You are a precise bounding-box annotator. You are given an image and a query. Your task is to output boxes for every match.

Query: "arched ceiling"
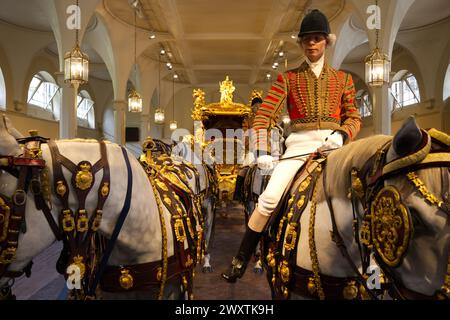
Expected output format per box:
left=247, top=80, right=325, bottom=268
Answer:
left=104, top=0, right=345, bottom=85
left=0, top=0, right=52, bottom=32
left=1, top=0, right=448, bottom=86
left=350, top=0, right=450, bottom=32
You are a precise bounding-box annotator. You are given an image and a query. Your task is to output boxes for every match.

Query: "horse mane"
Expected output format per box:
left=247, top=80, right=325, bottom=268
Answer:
left=322, top=135, right=392, bottom=199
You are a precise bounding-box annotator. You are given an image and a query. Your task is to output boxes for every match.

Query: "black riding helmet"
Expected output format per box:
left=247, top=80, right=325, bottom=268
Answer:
left=298, top=9, right=330, bottom=37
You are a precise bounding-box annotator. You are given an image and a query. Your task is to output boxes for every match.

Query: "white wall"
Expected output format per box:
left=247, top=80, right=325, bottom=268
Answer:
left=0, top=16, right=114, bottom=140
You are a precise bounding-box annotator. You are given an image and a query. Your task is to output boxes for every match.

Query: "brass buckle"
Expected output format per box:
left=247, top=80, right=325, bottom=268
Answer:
left=91, top=210, right=103, bottom=231
left=0, top=247, right=17, bottom=264
left=284, top=223, right=298, bottom=251
left=12, top=190, right=26, bottom=206
left=62, top=210, right=75, bottom=232
left=174, top=219, right=187, bottom=242
left=77, top=210, right=89, bottom=233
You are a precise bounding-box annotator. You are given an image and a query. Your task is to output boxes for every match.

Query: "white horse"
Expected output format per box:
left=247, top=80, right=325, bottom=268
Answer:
left=263, top=117, right=450, bottom=300
left=0, top=116, right=196, bottom=300
left=168, top=137, right=218, bottom=273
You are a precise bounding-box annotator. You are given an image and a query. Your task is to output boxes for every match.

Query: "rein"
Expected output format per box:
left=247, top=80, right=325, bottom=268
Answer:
left=322, top=161, right=379, bottom=300
left=86, top=146, right=133, bottom=298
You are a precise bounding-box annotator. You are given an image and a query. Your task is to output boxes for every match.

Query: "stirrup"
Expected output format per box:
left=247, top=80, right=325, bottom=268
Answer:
left=221, top=257, right=246, bottom=283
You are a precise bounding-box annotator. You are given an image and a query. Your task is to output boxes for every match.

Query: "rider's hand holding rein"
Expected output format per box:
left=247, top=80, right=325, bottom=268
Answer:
left=257, top=154, right=274, bottom=171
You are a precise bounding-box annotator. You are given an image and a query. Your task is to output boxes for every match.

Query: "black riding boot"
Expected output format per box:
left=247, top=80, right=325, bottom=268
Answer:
left=221, top=226, right=262, bottom=283
left=233, top=175, right=245, bottom=201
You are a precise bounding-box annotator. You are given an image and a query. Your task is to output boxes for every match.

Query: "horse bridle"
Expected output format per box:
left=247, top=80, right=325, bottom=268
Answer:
left=0, top=134, right=60, bottom=299
left=351, top=130, right=450, bottom=300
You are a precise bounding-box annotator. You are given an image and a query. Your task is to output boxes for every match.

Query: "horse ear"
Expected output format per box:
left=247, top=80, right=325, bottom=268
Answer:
left=3, top=116, right=24, bottom=139
left=0, top=114, right=8, bottom=134
left=0, top=114, right=21, bottom=156
left=392, top=116, right=422, bottom=157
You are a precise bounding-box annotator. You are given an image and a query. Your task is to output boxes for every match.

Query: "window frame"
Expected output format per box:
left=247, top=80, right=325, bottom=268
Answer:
left=76, top=90, right=95, bottom=129
left=356, top=90, right=372, bottom=118
left=27, top=73, right=61, bottom=115
left=390, top=72, right=420, bottom=112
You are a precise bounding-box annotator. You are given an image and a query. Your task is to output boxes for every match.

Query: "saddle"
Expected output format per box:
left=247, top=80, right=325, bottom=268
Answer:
left=261, top=152, right=329, bottom=300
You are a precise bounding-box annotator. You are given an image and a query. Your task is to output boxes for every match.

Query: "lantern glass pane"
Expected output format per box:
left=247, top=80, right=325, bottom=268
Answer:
left=83, top=59, right=89, bottom=82
left=169, top=120, right=178, bottom=130
left=366, top=58, right=387, bottom=87
left=64, top=57, right=71, bottom=81
left=128, top=91, right=142, bottom=113
left=155, top=109, right=165, bottom=124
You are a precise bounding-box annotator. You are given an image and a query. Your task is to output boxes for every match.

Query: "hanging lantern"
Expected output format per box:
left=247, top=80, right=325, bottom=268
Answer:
left=64, top=46, right=89, bottom=85
left=365, top=48, right=390, bottom=87
left=364, top=4, right=390, bottom=88
left=154, top=108, right=165, bottom=124
left=128, top=89, right=143, bottom=113
left=169, top=120, right=178, bottom=130
left=64, top=0, right=89, bottom=85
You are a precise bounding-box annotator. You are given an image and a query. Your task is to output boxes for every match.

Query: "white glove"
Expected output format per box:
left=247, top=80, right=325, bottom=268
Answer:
left=242, top=152, right=255, bottom=167
left=318, top=139, right=335, bottom=152
left=257, top=155, right=274, bottom=171
left=318, top=131, right=344, bottom=152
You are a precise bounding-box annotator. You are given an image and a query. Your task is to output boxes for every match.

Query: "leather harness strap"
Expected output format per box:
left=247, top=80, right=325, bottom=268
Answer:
left=48, top=140, right=112, bottom=296
left=86, top=146, right=132, bottom=298
left=322, top=160, right=379, bottom=300
left=99, top=249, right=191, bottom=293
left=291, top=265, right=387, bottom=300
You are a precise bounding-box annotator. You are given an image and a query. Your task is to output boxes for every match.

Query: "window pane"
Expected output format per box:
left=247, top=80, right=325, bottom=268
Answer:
left=391, top=81, right=402, bottom=110
left=402, top=80, right=416, bottom=106
left=27, top=76, right=42, bottom=103
left=77, top=97, right=94, bottom=120
left=356, top=91, right=372, bottom=117
left=405, top=75, right=420, bottom=104
left=29, top=80, right=58, bottom=110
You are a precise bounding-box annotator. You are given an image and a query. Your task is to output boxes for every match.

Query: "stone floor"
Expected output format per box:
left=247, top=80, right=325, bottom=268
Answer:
left=12, top=202, right=271, bottom=300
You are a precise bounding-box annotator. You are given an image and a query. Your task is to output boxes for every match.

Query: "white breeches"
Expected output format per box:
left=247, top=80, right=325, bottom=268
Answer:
left=257, top=129, right=343, bottom=216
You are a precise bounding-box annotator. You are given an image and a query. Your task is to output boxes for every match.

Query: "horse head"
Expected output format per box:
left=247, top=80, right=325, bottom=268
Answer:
left=370, top=116, right=449, bottom=298
left=0, top=117, right=57, bottom=294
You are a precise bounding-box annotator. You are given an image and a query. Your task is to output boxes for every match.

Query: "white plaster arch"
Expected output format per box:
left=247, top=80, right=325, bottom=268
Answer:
left=437, top=39, right=450, bottom=103
left=23, top=51, right=59, bottom=105
left=83, top=13, right=118, bottom=98
left=37, top=0, right=102, bottom=71
left=331, top=16, right=368, bottom=69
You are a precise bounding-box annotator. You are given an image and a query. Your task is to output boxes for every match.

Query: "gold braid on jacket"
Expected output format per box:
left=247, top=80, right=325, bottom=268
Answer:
left=252, top=62, right=362, bottom=153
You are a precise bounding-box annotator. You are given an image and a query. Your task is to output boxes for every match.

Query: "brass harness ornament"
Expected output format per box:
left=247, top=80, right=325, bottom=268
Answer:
left=369, top=186, right=412, bottom=267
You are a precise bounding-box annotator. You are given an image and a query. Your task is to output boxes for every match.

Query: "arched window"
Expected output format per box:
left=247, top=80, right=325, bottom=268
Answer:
left=27, top=71, right=61, bottom=119
left=390, top=71, right=420, bottom=111
left=0, top=67, right=5, bottom=109
left=77, top=90, right=95, bottom=128
left=356, top=89, right=372, bottom=118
